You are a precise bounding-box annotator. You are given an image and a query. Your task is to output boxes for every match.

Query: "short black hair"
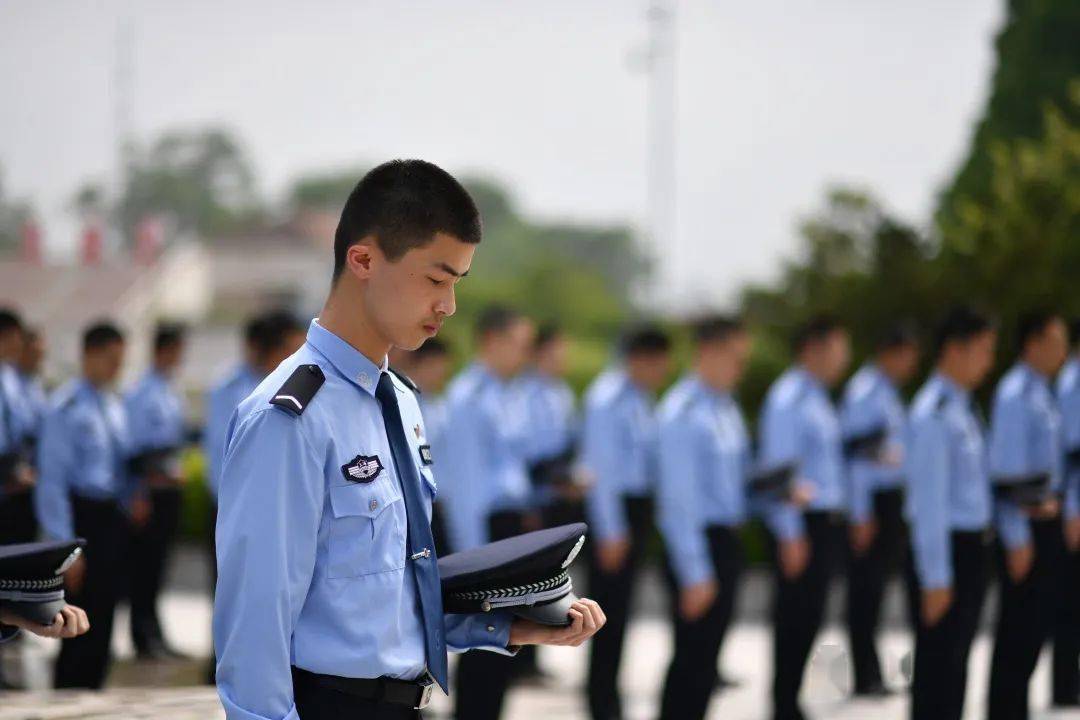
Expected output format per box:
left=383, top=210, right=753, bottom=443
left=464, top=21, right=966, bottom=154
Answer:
left=876, top=320, right=920, bottom=353
left=413, top=337, right=450, bottom=361
left=692, top=315, right=745, bottom=346
left=792, top=314, right=844, bottom=355
left=154, top=322, right=187, bottom=353
left=535, top=323, right=564, bottom=350
left=1015, top=310, right=1062, bottom=354
left=252, top=310, right=303, bottom=356
left=333, top=160, right=482, bottom=280
left=83, top=321, right=125, bottom=352
left=621, top=324, right=672, bottom=357
left=934, top=305, right=995, bottom=358
left=475, top=305, right=524, bottom=340
left=0, top=307, right=23, bottom=336
left=243, top=315, right=264, bottom=346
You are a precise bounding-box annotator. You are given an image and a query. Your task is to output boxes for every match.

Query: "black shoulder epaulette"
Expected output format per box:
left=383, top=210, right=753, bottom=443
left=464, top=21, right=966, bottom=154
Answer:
left=389, top=366, right=420, bottom=394
left=269, top=364, right=325, bottom=416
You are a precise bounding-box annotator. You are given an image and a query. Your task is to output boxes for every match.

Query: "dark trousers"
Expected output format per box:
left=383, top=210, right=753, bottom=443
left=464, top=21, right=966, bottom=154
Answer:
left=453, top=510, right=527, bottom=720
left=910, top=530, right=989, bottom=720
left=0, top=488, right=37, bottom=544
left=292, top=667, right=421, bottom=720
left=658, top=525, right=742, bottom=720
left=129, top=485, right=182, bottom=653
left=988, top=518, right=1064, bottom=720
left=55, top=495, right=128, bottom=689
left=1052, top=535, right=1080, bottom=705
left=586, top=495, right=654, bottom=720
left=845, top=487, right=910, bottom=692
left=768, top=511, right=844, bottom=720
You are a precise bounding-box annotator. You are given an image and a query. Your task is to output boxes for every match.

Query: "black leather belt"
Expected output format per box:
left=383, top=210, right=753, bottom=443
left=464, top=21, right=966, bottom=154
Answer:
left=292, top=666, right=435, bottom=709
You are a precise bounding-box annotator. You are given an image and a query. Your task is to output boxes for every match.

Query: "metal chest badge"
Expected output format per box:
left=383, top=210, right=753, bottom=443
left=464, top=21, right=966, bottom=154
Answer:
left=341, top=454, right=384, bottom=484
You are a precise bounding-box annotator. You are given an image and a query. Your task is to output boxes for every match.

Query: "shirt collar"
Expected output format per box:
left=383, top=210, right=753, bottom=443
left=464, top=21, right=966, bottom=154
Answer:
left=932, top=371, right=969, bottom=404
left=306, top=319, right=387, bottom=397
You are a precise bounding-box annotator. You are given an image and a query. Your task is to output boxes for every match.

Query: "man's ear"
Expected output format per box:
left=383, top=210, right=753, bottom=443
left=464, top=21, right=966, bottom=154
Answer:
left=345, top=237, right=379, bottom=280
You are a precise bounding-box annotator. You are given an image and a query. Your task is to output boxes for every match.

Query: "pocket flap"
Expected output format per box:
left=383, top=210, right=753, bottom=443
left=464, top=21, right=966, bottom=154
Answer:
left=330, top=482, right=402, bottom=519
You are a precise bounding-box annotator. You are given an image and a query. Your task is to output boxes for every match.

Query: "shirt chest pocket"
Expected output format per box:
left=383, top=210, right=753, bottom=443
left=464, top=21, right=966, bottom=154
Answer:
left=327, top=480, right=407, bottom=579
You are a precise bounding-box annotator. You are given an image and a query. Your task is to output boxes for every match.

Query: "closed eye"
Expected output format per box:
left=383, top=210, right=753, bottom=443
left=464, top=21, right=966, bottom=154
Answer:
left=428, top=277, right=446, bottom=286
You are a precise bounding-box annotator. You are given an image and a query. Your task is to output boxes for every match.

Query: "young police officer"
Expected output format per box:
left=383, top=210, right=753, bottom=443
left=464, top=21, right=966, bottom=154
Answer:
left=212, top=160, right=605, bottom=720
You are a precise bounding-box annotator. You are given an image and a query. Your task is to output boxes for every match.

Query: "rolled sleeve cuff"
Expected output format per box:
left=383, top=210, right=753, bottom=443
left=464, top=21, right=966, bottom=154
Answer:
left=446, top=611, right=516, bottom=656
left=996, top=503, right=1032, bottom=550
left=768, top=504, right=805, bottom=541
left=219, top=693, right=299, bottom=720
left=917, top=557, right=953, bottom=590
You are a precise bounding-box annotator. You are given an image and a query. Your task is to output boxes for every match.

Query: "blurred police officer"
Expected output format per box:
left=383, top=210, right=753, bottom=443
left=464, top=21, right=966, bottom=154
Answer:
left=655, top=315, right=750, bottom=720
left=439, top=305, right=539, bottom=719
left=15, top=326, right=47, bottom=462
left=582, top=324, right=671, bottom=720
left=0, top=308, right=35, bottom=547
left=987, top=311, right=1069, bottom=719
left=758, top=315, right=850, bottom=720
left=1054, top=318, right=1080, bottom=707
left=34, top=321, right=130, bottom=689
left=213, top=161, right=604, bottom=720
left=841, top=322, right=919, bottom=696
left=396, top=337, right=454, bottom=558
left=125, top=322, right=189, bottom=660
left=906, top=306, right=997, bottom=720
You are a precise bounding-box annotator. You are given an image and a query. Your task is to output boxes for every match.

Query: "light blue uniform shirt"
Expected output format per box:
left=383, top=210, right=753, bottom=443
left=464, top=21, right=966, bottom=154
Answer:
left=757, top=366, right=845, bottom=540
left=518, top=370, right=577, bottom=507
left=126, top=369, right=186, bottom=467
left=437, top=363, right=533, bottom=552
left=656, top=375, right=749, bottom=588
left=1057, top=357, right=1080, bottom=520
left=213, top=320, right=512, bottom=720
left=16, top=370, right=47, bottom=443
left=989, top=363, right=1063, bottom=550
left=204, top=363, right=261, bottom=497
left=0, top=363, right=31, bottom=454
left=33, top=379, right=132, bottom=540
left=580, top=367, right=659, bottom=542
left=840, top=364, right=907, bottom=523
left=906, top=373, right=992, bottom=588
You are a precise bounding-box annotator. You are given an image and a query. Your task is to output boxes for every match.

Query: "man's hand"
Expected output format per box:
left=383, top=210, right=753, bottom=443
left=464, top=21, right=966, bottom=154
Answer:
left=508, top=598, right=606, bottom=647
left=0, top=605, right=90, bottom=639
left=1025, top=497, right=1060, bottom=520
left=922, top=587, right=953, bottom=627
left=1065, top=516, right=1080, bottom=553
left=64, top=555, right=87, bottom=595
left=679, top=580, right=718, bottom=621
left=1006, top=544, right=1034, bottom=584
left=849, top=519, right=878, bottom=557
left=595, top=537, right=630, bottom=575
left=789, top=482, right=815, bottom=509
left=129, top=495, right=152, bottom=529
left=778, top=537, right=810, bottom=580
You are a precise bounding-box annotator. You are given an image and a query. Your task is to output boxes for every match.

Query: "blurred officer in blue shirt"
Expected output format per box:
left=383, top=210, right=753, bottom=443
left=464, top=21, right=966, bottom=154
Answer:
left=392, top=338, right=454, bottom=558
left=34, top=321, right=131, bottom=689
left=581, top=324, right=671, bottom=720
left=1054, top=318, right=1080, bottom=707
left=15, top=326, right=48, bottom=459
left=440, top=305, right=541, bottom=720
left=987, top=311, right=1069, bottom=720
left=758, top=314, right=850, bottom=720
left=655, top=315, right=750, bottom=720
left=841, top=321, right=919, bottom=697
left=906, top=306, right=997, bottom=720
left=519, top=324, right=582, bottom=528
left=213, top=161, right=604, bottom=720
left=0, top=309, right=35, bottom=546
left=125, top=322, right=189, bottom=660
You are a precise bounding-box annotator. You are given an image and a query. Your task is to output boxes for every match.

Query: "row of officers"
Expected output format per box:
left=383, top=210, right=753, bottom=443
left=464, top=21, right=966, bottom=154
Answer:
left=1, top=301, right=1079, bottom=720
left=396, top=304, right=1080, bottom=720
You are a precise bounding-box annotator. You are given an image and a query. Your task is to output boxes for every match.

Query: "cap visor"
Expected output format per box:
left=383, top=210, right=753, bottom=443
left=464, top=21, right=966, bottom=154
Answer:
left=512, top=591, right=579, bottom=627
left=1, top=598, right=66, bottom=626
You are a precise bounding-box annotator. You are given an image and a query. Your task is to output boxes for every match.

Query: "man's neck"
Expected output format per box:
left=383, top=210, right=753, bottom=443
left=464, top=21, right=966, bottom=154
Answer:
left=320, top=286, right=391, bottom=369
left=936, top=364, right=970, bottom=392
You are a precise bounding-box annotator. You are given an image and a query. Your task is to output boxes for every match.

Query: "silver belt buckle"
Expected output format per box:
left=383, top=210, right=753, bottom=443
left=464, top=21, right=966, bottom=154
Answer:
left=414, top=680, right=434, bottom=709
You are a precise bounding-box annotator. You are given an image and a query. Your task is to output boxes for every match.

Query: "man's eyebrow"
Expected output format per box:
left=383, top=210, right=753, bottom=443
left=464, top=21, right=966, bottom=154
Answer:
left=434, top=262, right=469, bottom=278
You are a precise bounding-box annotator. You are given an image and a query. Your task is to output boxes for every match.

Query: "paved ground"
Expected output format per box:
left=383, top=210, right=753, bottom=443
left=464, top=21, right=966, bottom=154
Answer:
left=1, top=546, right=1078, bottom=719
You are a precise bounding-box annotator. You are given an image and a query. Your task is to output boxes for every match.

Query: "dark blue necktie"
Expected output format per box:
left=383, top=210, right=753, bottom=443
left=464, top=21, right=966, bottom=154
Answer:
left=376, top=373, right=448, bottom=691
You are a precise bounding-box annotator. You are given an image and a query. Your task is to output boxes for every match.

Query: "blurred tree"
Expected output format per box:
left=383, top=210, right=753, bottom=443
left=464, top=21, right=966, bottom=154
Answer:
left=0, top=168, right=31, bottom=254
left=116, top=127, right=263, bottom=242
left=938, top=0, right=1080, bottom=225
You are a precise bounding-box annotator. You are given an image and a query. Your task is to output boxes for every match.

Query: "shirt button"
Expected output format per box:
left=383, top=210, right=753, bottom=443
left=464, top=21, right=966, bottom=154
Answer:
left=486, top=625, right=496, bottom=633
left=369, top=499, right=378, bottom=511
